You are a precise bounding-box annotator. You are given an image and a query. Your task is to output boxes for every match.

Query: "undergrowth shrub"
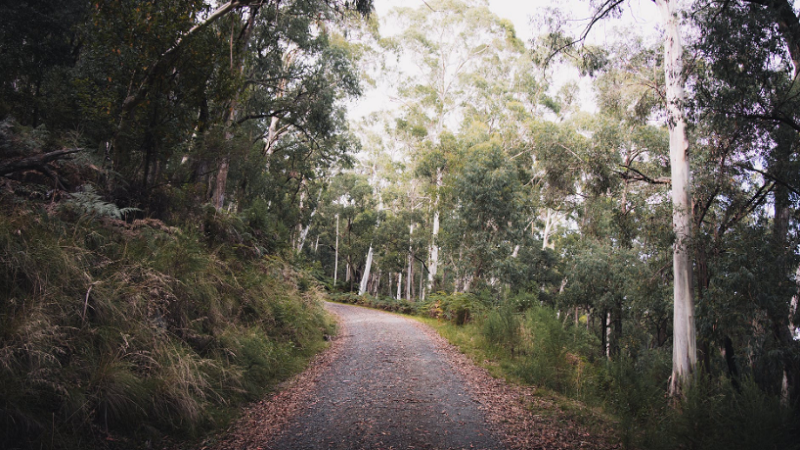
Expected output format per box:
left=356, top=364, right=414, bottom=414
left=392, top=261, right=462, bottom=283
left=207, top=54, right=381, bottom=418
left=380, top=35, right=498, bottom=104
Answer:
left=0, top=201, right=334, bottom=449
left=632, top=376, right=798, bottom=450
left=482, top=306, right=518, bottom=348
left=427, top=292, right=485, bottom=324
left=330, top=292, right=423, bottom=315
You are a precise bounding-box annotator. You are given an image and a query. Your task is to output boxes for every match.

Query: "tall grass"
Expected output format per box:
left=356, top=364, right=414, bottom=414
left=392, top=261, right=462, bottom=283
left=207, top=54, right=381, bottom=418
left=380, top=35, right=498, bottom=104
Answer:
left=0, top=205, right=334, bottom=449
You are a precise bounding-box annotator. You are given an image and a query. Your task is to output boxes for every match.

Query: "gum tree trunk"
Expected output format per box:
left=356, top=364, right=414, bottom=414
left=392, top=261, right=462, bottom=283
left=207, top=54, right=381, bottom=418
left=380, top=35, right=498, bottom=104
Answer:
left=427, top=167, right=443, bottom=293
left=656, top=0, right=697, bottom=396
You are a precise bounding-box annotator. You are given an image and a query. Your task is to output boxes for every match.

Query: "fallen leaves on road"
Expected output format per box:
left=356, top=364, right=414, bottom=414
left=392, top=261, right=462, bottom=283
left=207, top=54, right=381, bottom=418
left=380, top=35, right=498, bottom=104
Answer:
left=413, top=321, right=618, bottom=450
left=209, top=322, right=348, bottom=450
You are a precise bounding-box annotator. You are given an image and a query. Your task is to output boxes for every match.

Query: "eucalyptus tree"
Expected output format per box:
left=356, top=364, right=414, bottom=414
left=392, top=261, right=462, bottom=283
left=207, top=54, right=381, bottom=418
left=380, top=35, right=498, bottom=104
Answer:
left=384, top=0, right=524, bottom=297
left=535, top=0, right=695, bottom=393
left=689, top=0, right=800, bottom=403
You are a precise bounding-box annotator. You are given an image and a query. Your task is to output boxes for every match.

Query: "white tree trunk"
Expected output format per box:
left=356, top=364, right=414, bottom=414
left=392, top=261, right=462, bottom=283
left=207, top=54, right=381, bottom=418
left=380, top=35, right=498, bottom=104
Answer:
left=359, top=245, right=374, bottom=295
left=657, top=0, right=697, bottom=395
left=462, top=274, right=474, bottom=293
left=419, top=261, right=425, bottom=301
left=397, top=272, right=403, bottom=300
left=542, top=209, right=556, bottom=250
left=605, top=311, right=612, bottom=359
left=334, top=214, right=339, bottom=286
left=297, top=208, right=316, bottom=253
left=427, top=167, right=443, bottom=292
left=296, top=189, right=322, bottom=253
left=407, top=224, right=414, bottom=301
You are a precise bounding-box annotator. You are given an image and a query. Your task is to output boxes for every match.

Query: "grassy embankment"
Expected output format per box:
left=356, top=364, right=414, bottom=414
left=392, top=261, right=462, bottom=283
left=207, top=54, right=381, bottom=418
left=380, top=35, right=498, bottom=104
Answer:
left=1, top=197, right=335, bottom=450
left=331, top=292, right=798, bottom=450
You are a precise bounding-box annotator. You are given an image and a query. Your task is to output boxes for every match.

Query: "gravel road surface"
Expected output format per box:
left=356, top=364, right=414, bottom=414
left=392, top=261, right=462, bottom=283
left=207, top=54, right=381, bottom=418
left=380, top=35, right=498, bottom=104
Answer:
left=268, top=302, right=505, bottom=450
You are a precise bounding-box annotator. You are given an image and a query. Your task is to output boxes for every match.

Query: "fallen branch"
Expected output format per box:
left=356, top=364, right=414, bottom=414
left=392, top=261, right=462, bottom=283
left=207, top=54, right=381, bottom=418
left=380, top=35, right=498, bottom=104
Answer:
left=0, top=148, right=82, bottom=178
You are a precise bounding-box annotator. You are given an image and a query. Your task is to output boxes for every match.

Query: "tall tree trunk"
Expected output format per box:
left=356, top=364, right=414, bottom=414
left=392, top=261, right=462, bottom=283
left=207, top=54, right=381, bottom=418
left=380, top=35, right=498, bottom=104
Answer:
left=397, top=272, right=403, bottom=300
left=213, top=157, right=230, bottom=209
left=419, top=261, right=425, bottom=301
left=657, top=0, right=697, bottom=396
left=427, top=167, right=443, bottom=292
left=334, top=214, right=339, bottom=286
left=296, top=189, right=321, bottom=253
left=359, top=245, right=374, bottom=295
left=407, top=224, right=414, bottom=301
left=542, top=209, right=555, bottom=250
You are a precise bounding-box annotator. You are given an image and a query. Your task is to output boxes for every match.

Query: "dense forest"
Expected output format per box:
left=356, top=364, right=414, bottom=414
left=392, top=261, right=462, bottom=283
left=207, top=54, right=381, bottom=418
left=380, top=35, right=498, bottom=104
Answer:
left=1, top=0, right=799, bottom=448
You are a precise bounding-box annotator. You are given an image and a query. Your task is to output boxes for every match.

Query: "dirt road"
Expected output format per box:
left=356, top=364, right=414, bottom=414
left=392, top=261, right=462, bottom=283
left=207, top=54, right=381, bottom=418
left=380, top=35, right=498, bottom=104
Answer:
left=268, top=302, right=505, bottom=450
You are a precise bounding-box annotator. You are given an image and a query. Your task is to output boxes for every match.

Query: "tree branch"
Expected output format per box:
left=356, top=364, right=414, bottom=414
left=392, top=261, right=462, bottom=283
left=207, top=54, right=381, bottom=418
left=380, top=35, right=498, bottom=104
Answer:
left=0, top=148, right=82, bottom=178
left=617, top=165, right=671, bottom=185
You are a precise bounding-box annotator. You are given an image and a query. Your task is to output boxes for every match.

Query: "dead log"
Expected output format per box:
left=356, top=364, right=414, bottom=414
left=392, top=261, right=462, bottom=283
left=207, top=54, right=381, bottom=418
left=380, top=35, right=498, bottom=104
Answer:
left=0, top=148, right=82, bottom=189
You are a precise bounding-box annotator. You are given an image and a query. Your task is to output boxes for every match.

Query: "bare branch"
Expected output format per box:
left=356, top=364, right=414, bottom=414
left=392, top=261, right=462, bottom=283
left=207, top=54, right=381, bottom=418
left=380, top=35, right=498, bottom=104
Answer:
left=0, top=148, right=82, bottom=178
left=617, top=165, right=671, bottom=185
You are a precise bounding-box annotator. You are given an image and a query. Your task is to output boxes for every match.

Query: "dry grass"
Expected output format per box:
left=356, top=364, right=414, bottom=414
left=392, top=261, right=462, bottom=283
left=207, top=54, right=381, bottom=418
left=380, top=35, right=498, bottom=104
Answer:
left=0, top=200, right=334, bottom=449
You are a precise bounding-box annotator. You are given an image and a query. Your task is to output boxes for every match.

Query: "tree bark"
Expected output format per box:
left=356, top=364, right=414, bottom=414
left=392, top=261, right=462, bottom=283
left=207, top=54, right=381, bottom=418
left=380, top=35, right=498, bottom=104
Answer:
left=427, top=167, right=443, bottom=293
left=334, top=214, right=340, bottom=286
left=657, top=0, right=697, bottom=396
left=359, top=245, right=374, bottom=295
left=407, top=224, right=414, bottom=301
left=397, top=272, right=403, bottom=300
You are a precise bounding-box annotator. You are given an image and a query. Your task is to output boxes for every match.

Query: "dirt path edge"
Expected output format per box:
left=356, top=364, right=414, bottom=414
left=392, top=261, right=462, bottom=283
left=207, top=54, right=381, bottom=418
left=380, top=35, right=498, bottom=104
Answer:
left=207, top=303, right=349, bottom=450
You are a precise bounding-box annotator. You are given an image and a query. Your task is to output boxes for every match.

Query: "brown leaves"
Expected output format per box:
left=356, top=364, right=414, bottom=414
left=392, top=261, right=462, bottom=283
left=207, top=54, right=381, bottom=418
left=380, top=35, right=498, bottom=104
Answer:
left=413, top=321, right=618, bottom=450
left=204, top=320, right=347, bottom=450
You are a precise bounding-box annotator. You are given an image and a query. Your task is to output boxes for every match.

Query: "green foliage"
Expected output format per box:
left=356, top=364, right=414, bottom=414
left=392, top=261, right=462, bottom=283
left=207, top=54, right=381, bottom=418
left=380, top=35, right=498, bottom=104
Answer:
left=0, top=203, right=333, bottom=449
left=427, top=292, right=486, bottom=325
left=62, top=185, right=140, bottom=220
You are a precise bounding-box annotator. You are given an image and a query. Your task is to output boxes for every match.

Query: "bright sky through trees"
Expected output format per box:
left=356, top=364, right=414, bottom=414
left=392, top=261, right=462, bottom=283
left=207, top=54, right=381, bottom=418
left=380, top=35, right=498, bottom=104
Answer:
left=350, top=0, right=662, bottom=119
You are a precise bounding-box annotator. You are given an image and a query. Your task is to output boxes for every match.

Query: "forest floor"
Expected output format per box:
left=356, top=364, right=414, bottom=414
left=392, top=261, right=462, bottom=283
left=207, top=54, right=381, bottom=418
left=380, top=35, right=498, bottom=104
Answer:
left=204, top=302, right=617, bottom=450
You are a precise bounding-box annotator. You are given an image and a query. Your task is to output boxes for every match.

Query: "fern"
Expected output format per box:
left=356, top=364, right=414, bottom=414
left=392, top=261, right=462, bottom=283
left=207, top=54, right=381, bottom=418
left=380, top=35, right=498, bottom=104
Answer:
left=63, top=185, right=140, bottom=220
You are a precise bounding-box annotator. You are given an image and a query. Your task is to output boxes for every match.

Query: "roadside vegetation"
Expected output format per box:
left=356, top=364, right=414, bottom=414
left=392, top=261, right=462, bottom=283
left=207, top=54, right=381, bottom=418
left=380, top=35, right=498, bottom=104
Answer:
left=332, top=292, right=799, bottom=450
left=1, top=0, right=368, bottom=447
left=1, top=182, right=335, bottom=449
left=4, top=0, right=800, bottom=448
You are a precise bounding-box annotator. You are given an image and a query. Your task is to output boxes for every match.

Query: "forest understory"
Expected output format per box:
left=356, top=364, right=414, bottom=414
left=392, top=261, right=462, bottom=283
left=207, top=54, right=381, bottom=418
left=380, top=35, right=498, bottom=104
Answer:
left=3, top=0, right=800, bottom=448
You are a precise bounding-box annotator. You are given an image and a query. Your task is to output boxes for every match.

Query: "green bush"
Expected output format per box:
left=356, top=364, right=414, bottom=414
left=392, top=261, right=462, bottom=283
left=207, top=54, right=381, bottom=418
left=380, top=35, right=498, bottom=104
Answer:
left=426, top=292, right=485, bottom=324
left=482, top=306, right=519, bottom=347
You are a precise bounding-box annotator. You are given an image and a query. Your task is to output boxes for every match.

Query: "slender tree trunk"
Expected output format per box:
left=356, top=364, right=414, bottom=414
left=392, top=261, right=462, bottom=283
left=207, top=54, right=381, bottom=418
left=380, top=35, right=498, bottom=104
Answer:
left=419, top=261, right=425, bottom=301
left=213, top=157, right=230, bottom=209
left=427, top=167, right=443, bottom=292
left=657, top=0, right=697, bottom=396
left=359, top=245, right=374, bottom=295
left=542, top=209, right=555, bottom=250
left=296, top=189, right=321, bottom=253
left=407, top=224, right=414, bottom=301
left=397, top=272, right=403, bottom=300
left=373, top=270, right=382, bottom=296
left=111, top=1, right=247, bottom=175
left=604, top=310, right=611, bottom=359
left=334, top=214, right=339, bottom=286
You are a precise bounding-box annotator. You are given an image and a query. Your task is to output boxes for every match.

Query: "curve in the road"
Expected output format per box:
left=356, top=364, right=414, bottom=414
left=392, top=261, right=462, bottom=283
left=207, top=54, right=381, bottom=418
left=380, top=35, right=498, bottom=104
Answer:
left=269, top=302, right=506, bottom=450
